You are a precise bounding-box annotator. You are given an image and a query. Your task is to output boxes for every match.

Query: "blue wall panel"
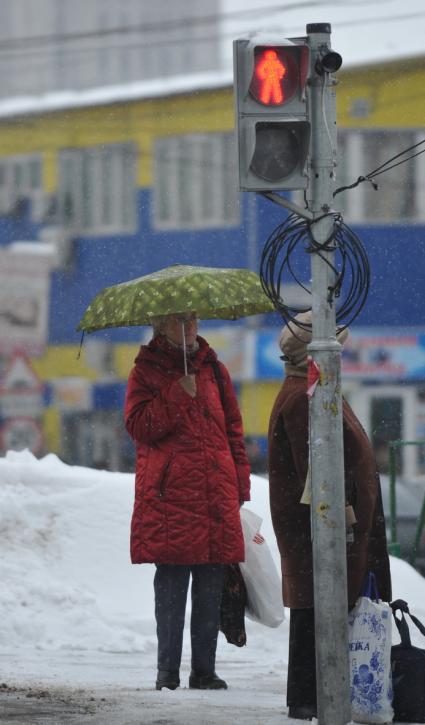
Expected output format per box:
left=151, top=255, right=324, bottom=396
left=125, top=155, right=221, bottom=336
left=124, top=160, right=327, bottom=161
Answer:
left=2, top=188, right=424, bottom=345
left=48, top=190, right=287, bottom=345
left=351, top=225, right=425, bottom=327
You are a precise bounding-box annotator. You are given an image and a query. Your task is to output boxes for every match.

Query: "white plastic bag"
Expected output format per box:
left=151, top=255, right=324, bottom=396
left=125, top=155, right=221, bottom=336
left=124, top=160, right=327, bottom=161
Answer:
left=239, top=508, right=285, bottom=628
left=348, top=583, right=393, bottom=724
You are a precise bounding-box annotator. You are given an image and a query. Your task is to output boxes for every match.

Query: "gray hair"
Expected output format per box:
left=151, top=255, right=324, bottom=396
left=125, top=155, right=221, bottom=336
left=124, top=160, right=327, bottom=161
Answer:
left=150, top=312, right=198, bottom=339
left=150, top=315, right=168, bottom=338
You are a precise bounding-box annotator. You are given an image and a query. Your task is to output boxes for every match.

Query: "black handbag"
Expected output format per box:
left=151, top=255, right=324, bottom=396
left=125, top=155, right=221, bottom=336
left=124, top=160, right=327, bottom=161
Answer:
left=391, top=598, right=425, bottom=723
left=220, top=564, right=247, bottom=647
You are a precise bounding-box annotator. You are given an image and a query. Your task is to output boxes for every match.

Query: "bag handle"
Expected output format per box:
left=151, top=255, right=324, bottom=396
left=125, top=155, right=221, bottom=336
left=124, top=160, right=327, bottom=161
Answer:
left=362, top=571, right=379, bottom=601
left=390, top=599, right=425, bottom=648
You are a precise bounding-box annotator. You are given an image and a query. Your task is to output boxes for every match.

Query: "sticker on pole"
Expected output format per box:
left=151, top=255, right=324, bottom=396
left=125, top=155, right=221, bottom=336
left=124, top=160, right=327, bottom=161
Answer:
left=307, top=356, right=321, bottom=397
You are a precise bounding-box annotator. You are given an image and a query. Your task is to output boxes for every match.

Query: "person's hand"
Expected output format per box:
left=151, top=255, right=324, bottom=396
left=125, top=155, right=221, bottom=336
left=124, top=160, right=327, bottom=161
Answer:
left=178, top=374, right=197, bottom=398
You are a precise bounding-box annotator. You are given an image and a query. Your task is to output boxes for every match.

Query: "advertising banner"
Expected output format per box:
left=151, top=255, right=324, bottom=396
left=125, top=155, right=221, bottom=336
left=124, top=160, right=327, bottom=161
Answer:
left=255, top=327, right=425, bottom=382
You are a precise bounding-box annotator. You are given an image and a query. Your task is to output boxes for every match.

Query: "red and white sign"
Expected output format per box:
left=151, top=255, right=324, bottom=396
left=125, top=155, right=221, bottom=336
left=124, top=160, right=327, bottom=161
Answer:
left=0, top=353, right=43, bottom=418
left=0, top=416, right=43, bottom=454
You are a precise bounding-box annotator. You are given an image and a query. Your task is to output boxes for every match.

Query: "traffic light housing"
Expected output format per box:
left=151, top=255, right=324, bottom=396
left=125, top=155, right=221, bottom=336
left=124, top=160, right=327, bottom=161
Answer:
left=233, top=37, right=310, bottom=192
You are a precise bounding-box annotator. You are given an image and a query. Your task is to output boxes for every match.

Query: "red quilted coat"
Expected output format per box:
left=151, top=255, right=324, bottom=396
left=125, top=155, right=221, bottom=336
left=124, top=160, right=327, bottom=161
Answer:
left=125, top=334, right=250, bottom=565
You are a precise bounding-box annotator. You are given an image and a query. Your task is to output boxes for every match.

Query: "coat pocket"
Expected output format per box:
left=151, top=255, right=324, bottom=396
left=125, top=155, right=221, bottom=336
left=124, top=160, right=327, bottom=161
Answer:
left=142, top=449, right=171, bottom=498
left=158, top=458, right=171, bottom=498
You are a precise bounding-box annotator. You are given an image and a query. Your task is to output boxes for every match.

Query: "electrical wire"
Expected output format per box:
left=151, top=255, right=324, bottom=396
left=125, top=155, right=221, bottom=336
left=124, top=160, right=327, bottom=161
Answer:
left=0, top=0, right=393, bottom=52
left=0, top=3, right=421, bottom=99
left=259, top=212, right=370, bottom=331
left=0, top=6, right=422, bottom=65
left=334, top=139, right=425, bottom=197
left=320, top=73, right=336, bottom=171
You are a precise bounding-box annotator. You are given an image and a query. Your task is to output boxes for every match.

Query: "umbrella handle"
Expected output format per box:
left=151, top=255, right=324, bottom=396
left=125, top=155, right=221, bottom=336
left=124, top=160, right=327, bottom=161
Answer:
left=182, top=321, right=188, bottom=375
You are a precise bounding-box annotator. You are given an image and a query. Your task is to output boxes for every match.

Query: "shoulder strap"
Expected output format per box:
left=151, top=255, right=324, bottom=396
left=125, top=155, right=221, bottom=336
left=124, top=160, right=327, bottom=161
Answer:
left=391, top=599, right=425, bottom=647
left=211, top=360, right=226, bottom=409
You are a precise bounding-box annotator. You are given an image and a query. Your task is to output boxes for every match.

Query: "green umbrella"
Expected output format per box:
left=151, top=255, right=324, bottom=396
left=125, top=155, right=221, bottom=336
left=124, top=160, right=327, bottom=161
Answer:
left=77, top=264, right=274, bottom=334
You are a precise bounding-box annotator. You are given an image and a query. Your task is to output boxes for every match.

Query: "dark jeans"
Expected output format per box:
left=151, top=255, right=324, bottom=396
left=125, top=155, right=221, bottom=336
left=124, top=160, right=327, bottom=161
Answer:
left=287, top=608, right=317, bottom=709
left=154, top=563, right=224, bottom=674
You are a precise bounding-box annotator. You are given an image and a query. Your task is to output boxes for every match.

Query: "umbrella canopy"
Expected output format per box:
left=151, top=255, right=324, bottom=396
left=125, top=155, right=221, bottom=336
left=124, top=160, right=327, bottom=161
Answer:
left=77, top=264, right=275, bottom=333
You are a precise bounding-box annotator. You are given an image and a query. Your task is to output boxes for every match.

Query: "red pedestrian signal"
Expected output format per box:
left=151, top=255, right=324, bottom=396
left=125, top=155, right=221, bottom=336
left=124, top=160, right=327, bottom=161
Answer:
left=250, top=48, right=298, bottom=106
left=254, top=49, right=286, bottom=104
left=234, top=37, right=311, bottom=191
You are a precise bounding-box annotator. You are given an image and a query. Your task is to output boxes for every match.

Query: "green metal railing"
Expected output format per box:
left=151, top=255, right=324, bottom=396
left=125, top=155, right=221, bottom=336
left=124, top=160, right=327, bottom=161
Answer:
left=388, top=439, right=425, bottom=567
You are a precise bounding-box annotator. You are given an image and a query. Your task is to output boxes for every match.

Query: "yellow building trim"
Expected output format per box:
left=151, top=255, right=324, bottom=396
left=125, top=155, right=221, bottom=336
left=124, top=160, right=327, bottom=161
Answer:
left=0, top=55, right=423, bottom=193
left=0, top=56, right=422, bottom=193
left=114, top=344, right=140, bottom=379
left=42, top=407, right=61, bottom=454
left=241, top=381, right=281, bottom=437
left=0, top=87, right=235, bottom=189
left=337, top=57, right=425, bottom=127
left=31, top=346, right=99, bottom=381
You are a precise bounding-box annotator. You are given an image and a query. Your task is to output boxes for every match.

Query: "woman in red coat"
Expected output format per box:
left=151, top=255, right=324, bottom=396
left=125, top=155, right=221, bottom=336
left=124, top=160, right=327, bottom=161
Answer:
left=268, top=312, right=391, bottom=721
left=125, top=312, right=250, bottom=691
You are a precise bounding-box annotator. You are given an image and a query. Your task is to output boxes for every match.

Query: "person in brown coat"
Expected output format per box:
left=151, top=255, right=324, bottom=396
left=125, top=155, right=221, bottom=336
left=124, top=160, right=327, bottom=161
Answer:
left=268, top=312, right=391, bottom=721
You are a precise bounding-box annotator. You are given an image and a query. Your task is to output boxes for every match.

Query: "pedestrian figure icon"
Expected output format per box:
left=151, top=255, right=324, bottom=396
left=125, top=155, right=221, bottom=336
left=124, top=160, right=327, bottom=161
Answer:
left=255, top=50, right=286, bottom=105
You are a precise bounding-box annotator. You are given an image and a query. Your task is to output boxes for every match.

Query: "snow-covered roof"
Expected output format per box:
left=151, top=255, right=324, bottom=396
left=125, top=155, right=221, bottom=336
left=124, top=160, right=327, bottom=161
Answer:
left=0, top=0, right=424, bottom=123
left=0, top=70, right=234, bottom=120
left=0, top=47, right=422, bottom=121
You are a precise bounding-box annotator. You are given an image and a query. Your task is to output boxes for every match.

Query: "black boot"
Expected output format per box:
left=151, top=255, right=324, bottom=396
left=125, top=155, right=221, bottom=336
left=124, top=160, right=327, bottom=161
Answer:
left=288, top=704, right=317, bottom=720
left=155, top=670, right=180, bottom=690
left=189, top=671, right=227, bottom=690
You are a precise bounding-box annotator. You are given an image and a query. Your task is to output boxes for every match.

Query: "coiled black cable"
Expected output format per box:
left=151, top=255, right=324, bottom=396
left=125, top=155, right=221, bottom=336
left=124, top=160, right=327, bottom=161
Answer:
left=259, top=212, right=370, bottom=331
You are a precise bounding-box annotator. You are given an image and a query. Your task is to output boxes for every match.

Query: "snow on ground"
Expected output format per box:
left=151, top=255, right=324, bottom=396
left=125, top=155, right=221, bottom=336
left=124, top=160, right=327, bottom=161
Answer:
left=1, top=450, right=425, bottom=724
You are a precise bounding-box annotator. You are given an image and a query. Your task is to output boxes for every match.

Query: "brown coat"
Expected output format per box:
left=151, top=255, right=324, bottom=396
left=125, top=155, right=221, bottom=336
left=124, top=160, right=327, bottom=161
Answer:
left=268, top=375, right=392, bottom=609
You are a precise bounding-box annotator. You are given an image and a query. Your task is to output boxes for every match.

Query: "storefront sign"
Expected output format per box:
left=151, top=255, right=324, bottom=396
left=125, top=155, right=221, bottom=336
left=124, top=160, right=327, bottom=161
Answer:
left=0, top=246, right=53, bottom=356
left=53, top=377, right=92, bottom=411
left=254, top=327, right=425, bottom=382
left=207, top=327, right=252, bottom=381
left=343, top=329, right=425, bottom=381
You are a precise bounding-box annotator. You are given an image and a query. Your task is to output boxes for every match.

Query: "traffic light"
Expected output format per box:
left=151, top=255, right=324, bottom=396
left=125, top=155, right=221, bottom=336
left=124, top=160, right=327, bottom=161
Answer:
left=233, top=37, right=310, bottom=192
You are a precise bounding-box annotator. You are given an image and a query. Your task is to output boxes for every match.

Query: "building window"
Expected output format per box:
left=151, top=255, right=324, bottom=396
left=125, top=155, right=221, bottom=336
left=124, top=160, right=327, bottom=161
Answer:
left=58, top=144, right=137, bottom=235
left=153, top=132, right=240, bottom=230
left=334, top=129, right=425, bottom=223
left=0, top=154, right=44, bottom=220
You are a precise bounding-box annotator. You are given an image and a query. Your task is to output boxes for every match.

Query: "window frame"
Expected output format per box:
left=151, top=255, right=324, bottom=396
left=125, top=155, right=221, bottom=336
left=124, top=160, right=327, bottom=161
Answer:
left=153, top=131, right=240, bottom=231
left=292, top=128, right=425, bottom=225
left=0, top=153, right=44, bottom=220
left=57, top=143, right=137, bottom=236
left=333, top=128, right=425, bottom=224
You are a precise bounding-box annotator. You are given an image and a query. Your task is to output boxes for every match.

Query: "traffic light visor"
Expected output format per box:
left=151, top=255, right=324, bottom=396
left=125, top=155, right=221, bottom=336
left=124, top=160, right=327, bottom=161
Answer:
left=249, top=45, right=308, bottom=106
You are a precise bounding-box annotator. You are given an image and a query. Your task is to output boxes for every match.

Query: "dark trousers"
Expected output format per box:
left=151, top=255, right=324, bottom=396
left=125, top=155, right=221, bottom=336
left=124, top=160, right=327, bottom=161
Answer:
left=154, top=563, right=224, bottom=674
left=287, top=608, right=317, bottom=709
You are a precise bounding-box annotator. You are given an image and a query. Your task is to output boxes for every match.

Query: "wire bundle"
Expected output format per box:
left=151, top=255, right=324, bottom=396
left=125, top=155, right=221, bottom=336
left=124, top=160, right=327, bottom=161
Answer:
left=259, top=212, right=370, bottom=331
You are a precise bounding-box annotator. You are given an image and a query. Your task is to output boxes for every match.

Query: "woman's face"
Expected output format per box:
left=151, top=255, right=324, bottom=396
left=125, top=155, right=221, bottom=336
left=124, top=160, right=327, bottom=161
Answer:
left=161, top=313, right=198, bottom=347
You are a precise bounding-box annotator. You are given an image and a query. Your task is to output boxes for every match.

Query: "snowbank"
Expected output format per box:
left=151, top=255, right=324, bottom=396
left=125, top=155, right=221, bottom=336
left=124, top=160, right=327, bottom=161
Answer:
left=0, top=450, right=153, bottom=652
left=0, top=451, right=272, bottom=653
left=1, top=450, right=425, bottom=657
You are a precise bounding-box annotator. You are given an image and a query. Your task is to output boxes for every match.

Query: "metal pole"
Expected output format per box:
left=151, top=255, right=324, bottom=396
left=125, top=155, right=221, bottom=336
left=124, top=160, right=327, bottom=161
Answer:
left=306, top=23, right=351, bottom=725
left=387, top=439, right=425, bottom=561
left=388, top=442, right=400, bottom=556
left=410, top=492, right=425, bottom=567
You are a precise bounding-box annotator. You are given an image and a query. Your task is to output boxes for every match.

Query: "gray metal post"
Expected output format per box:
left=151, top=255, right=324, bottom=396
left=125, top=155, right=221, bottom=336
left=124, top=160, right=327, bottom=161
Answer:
left=305, top=23, right=351, bottom=725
